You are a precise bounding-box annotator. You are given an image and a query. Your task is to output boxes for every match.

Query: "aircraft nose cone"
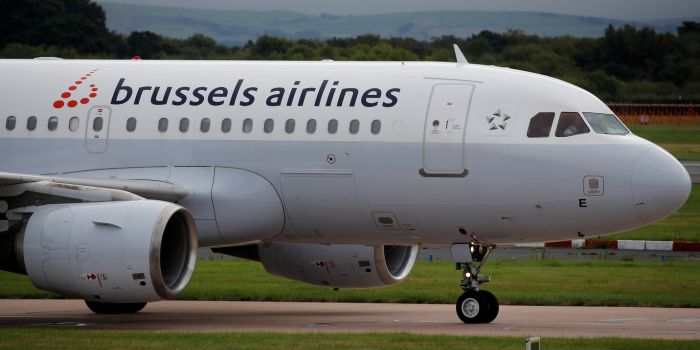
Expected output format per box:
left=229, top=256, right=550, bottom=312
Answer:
left=632, top=147, right=691, bottom=224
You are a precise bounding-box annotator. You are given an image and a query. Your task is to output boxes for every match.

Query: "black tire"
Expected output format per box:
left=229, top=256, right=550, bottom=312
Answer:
left=478, top=290, right=499, bottom=323
left=85, top=301, right=147, bottom=314
left=456, top=290, right=486, bottom=324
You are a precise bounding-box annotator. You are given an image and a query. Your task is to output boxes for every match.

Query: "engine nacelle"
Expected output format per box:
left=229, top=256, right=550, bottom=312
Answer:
left=12, top=200, right=197, bottom=303
left=237, top=243, right=418, bottom=288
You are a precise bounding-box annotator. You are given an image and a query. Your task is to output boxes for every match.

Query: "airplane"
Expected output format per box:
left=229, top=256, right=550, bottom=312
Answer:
left=0, top=46, right=691, bottom=324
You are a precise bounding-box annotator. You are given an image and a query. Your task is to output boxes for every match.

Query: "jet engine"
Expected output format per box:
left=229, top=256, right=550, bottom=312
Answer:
left=0, top=200, right=197, bottom=304
left=215, top=243, right=418, bottom=288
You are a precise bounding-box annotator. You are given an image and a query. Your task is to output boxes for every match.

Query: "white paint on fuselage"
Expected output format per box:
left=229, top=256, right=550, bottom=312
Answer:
left=0, top=59, right=691, bottom=246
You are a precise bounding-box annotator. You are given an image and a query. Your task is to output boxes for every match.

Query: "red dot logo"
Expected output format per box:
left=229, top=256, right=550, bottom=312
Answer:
left=53, top=69, right=99, bottom=109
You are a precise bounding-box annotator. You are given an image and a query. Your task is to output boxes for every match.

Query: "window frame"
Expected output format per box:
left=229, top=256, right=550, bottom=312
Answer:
left=285, top=118, right=295, bottom=134
left=242, top=118, right=253, bottom=133
left=306, top=119, right=317, bottom=134
left=349, top=119, right=360, bottom=134
left=158, top=118, right=169, bottom=132
left=69, top=117, right=80, bottom=132
left=5, top=116, right=16, bottom=131
left=370, top=119, right=381, bottom=135
left=526, top=112, right=555, bottom=138
left=48, top=116, right=58, bottom=131
left=221, top=118, right=232, bottom=133
left=200, top=118, right=211, bottom=133
left=92, top=117, right=103, bottom=132
left=27, top=116, right=37, bottom=131
left=264, top=118, right=274, bottom=134
left=328, top=119, right=338, bottom=134
left=126, top=117, right=137, bottom=132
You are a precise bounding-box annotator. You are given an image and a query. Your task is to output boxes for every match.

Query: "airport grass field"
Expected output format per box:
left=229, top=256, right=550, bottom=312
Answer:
left=0, top=329, right=699, bottom=350
left=1, top=258, right=699, bottom=307
left=629, top=124, right=700, bottom=161
left=606, top=185, right=699, bottom=241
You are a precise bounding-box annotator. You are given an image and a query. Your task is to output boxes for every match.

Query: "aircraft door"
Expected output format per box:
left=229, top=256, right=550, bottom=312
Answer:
left=421, top=84, right=474, bottom=176
left=86, top=106, right=111, bottom=153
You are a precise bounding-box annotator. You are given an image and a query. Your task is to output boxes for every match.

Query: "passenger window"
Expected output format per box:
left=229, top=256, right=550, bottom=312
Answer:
left=27, top=116, right=37, bottom=131
left=93, top=117, right=103, bottom=132
left=200, top=118, right=210, bottom=133
left=221, top=118, right=232, bottom=133
left=306, top=119, right=316, bottom=134
left=371, top=119, right=381, bottom=135
left=555, top=112, right=589, bottom=137
left=285, top=119, right=295, bottom=133
left=158, top=118, right=168, bottom=132
left=527, top=112, right=555, bottom=138
left=264, top=118, right=274, bottom=133
left=349, top=119, right=359, bottom=134
left=242, top=118, right=253, bottom=133
left=69, top=117, right=80, bottom=132
left=6, top=116, right=16, bottom=130
left=179, top=118, right=189, bottom=132
left=48, top=116, right=58, bottom=131
left=126, top=117, right=137, bottom=132
left=328, top=119, right=338, bottom=134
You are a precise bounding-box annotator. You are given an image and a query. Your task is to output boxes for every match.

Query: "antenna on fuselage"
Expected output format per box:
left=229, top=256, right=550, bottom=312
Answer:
left=453, top=44, right=468, bottom=65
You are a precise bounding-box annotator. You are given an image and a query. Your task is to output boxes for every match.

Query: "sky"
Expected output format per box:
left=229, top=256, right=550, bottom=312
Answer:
left=95, top=0, right=699, bottom=20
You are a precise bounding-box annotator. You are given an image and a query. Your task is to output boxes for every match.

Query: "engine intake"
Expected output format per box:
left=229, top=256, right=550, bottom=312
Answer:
left=1, top=200, right=197, bottom=303
left=217, top=243, right=418, bottom=288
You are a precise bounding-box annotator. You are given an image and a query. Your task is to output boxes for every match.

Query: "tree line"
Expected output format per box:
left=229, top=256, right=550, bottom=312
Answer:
left=1, top=0, right=699, bottom=103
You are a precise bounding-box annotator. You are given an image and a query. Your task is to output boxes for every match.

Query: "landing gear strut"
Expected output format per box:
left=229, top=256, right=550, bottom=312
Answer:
left=453, top=241, right=498, bottom=324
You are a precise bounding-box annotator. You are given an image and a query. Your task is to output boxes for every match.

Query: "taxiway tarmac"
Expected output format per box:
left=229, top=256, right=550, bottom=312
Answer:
left=1, top=300, right=698, bottom=339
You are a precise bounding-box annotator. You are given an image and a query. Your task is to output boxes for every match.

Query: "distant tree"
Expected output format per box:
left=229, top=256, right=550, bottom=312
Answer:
left=1, top=1, right=698, bottom=103
left=126, top=31, right=178, bottom=58
left=0, top=0, right=118, bottom=54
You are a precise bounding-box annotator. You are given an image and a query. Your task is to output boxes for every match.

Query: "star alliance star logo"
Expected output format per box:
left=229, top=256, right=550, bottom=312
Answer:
left=486, top=109, right=511, bottom=130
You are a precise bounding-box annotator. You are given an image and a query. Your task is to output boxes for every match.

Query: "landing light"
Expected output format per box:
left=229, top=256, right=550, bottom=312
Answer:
left=465, top=272, right=471, bottom=278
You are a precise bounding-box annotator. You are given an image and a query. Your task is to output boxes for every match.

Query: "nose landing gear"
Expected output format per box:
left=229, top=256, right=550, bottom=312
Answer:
left=453, top=242, right=498, bottom=323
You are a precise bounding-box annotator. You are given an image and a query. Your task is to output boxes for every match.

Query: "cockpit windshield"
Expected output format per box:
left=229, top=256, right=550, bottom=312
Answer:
left=555, top=112, right=590, bottom=137
left=582, top=113, right=629, bottom=135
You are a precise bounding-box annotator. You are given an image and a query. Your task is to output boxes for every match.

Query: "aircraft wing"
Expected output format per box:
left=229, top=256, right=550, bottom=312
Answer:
left=0, top=171, right=188, bottom=203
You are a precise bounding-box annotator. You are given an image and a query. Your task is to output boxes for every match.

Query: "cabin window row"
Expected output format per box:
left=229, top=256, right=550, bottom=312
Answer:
left=5, top=115, right=82, bottom=132
left=4, top=116, right=383, bottom=136
left=153, top=117, right=382, bottom=135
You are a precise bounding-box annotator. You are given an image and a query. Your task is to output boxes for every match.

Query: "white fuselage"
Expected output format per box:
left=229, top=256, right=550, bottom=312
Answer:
left=0, top=59, right=691, bottom=247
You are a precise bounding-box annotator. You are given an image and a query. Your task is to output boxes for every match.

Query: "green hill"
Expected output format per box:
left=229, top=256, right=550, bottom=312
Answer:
left=101, top=3, right=695, bottom=46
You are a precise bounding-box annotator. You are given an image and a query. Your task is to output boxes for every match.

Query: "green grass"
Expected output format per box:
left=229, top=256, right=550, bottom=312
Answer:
left=629, top=125, right=700, bottom=160
left=606, top=185, right=700, bottom=241
left=0, top=329, right=698, bottom=350
left=3, top=259, right=699, bottom=307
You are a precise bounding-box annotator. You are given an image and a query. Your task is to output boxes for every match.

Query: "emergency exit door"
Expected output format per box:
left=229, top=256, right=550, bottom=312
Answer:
left=86, top=106, right=110, bottom=153
left=421, top=84, right=474, bottom=176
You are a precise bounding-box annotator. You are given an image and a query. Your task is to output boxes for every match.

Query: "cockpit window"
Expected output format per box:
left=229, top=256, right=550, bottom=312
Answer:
left=555, top=112, right=590, bottom=137
left=583, top=112, right=629, bottom=135
left=527, top=112, right=555, bottom=138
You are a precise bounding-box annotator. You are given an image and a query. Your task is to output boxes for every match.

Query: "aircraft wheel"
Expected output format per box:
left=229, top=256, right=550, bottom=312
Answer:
left=85, top=301, right=147, bottom=314
left=478, top=290, right=499, bottom=323
left=456, top=290, right=487, bottom=323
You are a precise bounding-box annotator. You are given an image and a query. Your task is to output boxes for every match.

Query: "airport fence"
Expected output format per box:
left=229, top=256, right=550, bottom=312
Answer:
left=609, top=103, right=700, bottom=125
